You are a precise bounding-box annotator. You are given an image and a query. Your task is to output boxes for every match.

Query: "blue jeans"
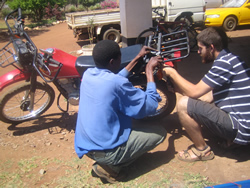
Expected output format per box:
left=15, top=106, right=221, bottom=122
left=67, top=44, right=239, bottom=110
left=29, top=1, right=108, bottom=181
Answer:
left=87, top=124, right=167, bottom=172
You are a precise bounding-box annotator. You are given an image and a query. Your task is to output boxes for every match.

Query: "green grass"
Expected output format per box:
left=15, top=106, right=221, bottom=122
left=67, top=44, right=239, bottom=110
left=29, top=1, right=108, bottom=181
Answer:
left=0, top=156, right=217, bottom=187
left=25, top=19, right=57, bottom=28
left=0, top=22, right=6, bottom=30
left=184, top=172, right=215, bottom=188
left=0, top=18, right=58, bottom=31
left=18, top=157, right=39, bottom=173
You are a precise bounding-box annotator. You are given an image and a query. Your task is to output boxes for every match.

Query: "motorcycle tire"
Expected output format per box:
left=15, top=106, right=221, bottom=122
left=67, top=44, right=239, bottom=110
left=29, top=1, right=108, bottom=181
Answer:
left=173, top=15, right=198, bottom=50
left=0, top=82, right=55, bottom=124
left=187, top=28, right=198, bottom=50
left=133, top=79, right=176, bottom=120
left=135, top=28, right=157, bottom=46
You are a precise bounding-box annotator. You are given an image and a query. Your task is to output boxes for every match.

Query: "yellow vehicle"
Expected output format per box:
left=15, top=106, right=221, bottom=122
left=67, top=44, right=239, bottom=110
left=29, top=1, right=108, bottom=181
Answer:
left=205, top=0, right=250, bottom=31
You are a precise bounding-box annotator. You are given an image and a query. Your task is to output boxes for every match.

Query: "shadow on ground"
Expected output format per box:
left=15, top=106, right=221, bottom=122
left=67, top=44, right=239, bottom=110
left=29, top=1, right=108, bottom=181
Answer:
left=7, top=112, right=77, bottom=136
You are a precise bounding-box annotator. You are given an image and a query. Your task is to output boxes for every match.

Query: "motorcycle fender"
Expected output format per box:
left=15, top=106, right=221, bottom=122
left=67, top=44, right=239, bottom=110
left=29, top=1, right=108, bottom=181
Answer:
left=0, top=69, right=30, bottom=92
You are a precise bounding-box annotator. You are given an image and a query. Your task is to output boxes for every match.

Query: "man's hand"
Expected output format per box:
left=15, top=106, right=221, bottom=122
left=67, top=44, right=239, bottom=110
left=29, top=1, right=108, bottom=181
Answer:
left=146, top=56, right=163, bottom=83
left=126, top=46, right=157, bottom=72
left=138, top=46, right=157, bottom=58
left=159, top=66, right=176, bottom=92
left=162, top=66, right=176, bottom=77
left=146, top=56, right=163, bottom=71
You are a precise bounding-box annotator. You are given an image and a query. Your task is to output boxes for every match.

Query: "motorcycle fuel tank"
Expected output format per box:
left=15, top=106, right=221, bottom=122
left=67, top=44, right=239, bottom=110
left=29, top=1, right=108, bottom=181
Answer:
left=47, top=48, right=79, bottom=78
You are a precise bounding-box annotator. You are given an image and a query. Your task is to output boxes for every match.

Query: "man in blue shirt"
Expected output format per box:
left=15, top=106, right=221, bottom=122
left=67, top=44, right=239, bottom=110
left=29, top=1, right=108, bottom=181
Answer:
left=75, top=40, right=167, bottom=183
left=163, top=27, right=250, bottom=162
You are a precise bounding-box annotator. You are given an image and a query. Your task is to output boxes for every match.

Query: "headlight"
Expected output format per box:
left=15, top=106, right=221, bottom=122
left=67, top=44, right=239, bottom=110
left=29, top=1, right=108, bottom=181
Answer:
left=206, top=14, right=220, bottom=18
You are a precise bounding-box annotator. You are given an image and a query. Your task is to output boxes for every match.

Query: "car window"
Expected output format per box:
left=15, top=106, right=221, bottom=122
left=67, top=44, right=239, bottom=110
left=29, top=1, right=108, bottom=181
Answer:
left=205, top=0, right=223, bottom=8
left=221, top=0, right=246, bottom=7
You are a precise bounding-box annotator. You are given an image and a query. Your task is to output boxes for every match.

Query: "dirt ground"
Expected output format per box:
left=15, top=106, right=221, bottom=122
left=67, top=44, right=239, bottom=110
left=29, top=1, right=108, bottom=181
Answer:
left=0, top=22, right=250, bottom=187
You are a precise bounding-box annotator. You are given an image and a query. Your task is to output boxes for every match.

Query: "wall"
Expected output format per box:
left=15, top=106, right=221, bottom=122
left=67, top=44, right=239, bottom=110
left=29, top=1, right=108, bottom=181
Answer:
left=120, top=0, right=152, bottom=46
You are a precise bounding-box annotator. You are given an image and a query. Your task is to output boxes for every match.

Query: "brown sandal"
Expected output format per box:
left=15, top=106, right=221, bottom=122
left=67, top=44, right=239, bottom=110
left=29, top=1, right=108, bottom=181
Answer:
left=177, top=145, right=214, bottom=162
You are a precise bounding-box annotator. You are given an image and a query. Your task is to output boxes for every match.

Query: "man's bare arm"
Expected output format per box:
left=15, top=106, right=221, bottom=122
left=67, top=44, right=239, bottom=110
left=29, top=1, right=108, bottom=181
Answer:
left=125, top=46, right=156, bottom=72
left=199, top=91, right=213, bottom=103
left=163, top=67, right=213, bottom=99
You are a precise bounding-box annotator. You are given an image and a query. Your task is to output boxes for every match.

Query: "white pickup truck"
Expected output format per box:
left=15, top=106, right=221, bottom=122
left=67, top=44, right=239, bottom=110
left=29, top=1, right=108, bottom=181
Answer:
left=65, top=0, right=206, bottom=41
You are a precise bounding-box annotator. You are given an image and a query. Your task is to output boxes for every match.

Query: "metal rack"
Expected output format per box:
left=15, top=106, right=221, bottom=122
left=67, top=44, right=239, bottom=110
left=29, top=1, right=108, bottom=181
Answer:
left=147, top=29, right=190, bottom=63
left=0, top=42, right=18, bottom=68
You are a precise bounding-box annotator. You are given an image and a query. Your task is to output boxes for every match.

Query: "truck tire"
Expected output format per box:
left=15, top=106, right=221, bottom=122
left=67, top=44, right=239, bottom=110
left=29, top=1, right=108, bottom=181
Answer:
left=103, top=28, right=121, bottom=43
left=175, top=15, right=193, bottom=26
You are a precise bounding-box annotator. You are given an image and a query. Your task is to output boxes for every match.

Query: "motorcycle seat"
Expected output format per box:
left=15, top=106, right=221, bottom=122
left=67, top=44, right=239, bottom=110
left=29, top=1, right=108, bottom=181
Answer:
left=75, top=44, right=142, bottom=76
left=120, top=44, right=142, bottom=69
left=75, top=56, right=96, bottom=76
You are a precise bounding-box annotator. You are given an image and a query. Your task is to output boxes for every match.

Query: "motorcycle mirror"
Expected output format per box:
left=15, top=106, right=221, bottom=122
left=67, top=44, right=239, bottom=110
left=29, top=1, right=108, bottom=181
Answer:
left=40, top=48, right=54, bottom=56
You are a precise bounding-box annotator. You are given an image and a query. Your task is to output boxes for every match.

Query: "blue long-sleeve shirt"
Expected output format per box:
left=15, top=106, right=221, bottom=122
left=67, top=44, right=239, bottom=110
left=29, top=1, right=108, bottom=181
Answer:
left=74, top=67, right=161, bottom=158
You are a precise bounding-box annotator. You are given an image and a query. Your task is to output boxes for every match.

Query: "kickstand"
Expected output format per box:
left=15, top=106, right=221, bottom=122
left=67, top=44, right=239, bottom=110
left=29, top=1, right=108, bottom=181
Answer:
left=57, top=93, right=69, bottom=112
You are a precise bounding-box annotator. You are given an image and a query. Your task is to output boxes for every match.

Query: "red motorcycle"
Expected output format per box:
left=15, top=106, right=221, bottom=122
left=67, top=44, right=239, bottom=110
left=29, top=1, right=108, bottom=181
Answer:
left=0, top=8, right=189, bottom=124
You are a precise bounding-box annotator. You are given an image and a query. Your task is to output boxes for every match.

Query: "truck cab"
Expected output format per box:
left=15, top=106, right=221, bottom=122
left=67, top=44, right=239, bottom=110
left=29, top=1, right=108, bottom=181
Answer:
left=152, top=0, right=206, bottom=23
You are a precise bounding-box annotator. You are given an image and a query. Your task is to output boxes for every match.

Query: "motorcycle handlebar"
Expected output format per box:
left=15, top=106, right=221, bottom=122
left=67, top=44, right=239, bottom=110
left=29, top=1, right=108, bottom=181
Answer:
left=152, top=7, right=167, bottom=19
left=34, top=55, right=63, bottom=83
left=5, top=8, right=24, bottom=36
left=4, top=8, right=62, bottom=83
left=18, top=7, right=22, bottom=18
left=49, top=58, right=61, bottom=66
left=5, top=9, right=18, bottom=35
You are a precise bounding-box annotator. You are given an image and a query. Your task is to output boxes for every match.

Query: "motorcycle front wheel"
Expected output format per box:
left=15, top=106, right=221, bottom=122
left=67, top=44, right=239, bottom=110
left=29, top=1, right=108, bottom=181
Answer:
left=135, top=28, right=157, bottom=46
left=0, top=82, right=55, bottom=124
left=133, top=79, right=176, bottom=120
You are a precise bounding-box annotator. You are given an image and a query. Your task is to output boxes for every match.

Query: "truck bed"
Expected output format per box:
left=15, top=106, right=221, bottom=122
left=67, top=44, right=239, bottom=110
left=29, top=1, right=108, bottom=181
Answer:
left=65, top=8, right=120, bottom=29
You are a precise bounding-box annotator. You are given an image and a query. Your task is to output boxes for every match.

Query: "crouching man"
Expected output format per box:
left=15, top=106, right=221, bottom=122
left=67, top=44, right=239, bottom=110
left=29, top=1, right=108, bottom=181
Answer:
left=163, top=27, right=250, bottom=162
left=75, top=40, right=167, bottom=183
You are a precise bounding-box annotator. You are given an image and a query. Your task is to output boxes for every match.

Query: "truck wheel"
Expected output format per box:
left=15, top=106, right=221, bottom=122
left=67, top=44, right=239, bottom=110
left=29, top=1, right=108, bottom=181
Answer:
left=103, top=29, right=121, bottom=43
left=175, top=16, right=193, bottom=26
left=223, top=16, right=237, bottom=31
